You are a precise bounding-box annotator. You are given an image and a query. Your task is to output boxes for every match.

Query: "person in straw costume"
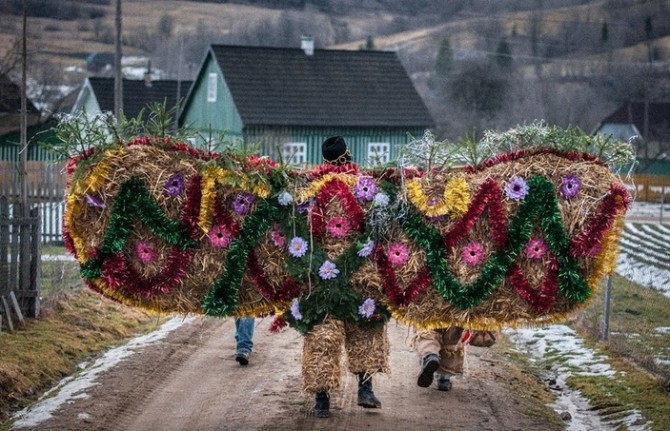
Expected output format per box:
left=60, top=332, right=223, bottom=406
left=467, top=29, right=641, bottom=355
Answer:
left=304, top=136, right=389, bottom=418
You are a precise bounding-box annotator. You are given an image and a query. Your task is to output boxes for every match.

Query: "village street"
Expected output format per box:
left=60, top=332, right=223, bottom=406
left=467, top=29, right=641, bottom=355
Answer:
left=10, top=317, right=559, bottom=431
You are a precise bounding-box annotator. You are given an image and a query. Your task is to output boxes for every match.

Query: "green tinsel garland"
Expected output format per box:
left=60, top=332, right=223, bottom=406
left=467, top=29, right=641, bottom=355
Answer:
left=402, top=175, right=589, bottom=309
left=81, top=177, right=197, bottom=279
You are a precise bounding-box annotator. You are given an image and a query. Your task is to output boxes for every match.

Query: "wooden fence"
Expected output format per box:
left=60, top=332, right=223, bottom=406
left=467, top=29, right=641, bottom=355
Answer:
left=0, top=196, right=40, bottom=329
left=0, top=160, right=67, bottom=243
left=627, top=174, right=670, bottom=202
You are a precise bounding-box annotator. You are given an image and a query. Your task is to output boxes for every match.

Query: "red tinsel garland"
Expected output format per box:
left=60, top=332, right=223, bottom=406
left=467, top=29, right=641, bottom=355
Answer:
left=507, top=256, right=559, bottom=313
left=374, top=244, right=432, bottom=306
left=62, top=224, right=76, bottom=256
left=211, top=192, right=241, bottom=238
left=246, top=251, right=301, bottom=302
left=180, top=175, right=204, bottom=240
left=101, top=248, right=193, bottom=297
left=467, top=148, right=602, bottom=174
left=443, top=179, right=508, bottom=252
left=128, top=136, right=218, bottom=160
left=269, top=315, right=288, bottom=333
left=308, top=162, right=359, bottom=179
left=569, top=184, right=631, bottom=258
left=310, top=179, right=365, bottom=238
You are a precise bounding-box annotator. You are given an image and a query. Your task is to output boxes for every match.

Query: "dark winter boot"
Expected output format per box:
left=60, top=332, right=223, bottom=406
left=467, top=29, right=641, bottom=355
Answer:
left=436, top=374, right=452, bottom=391
left=312, top=391, right=330, bottom=418
left=357, top=373, right=382, bottom=408
left=417, top=353, right=440, bottom=388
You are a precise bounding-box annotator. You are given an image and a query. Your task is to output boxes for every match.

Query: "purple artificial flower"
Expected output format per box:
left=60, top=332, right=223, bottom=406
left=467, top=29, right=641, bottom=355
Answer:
left=357, top=239, right=375, bottom=258
left=290, top=298, right=303, bottom=321
left=318, top=260, right=340, bottom=280
left=84, top=193, right=106, bottom=208
left=505, top=176, right=528, bottom=201
left=231, top=192, right=255, bottom=215
left=354, top=176, right=377, bottom=201
left=560, top=174, right=581, bottom=199
left=297, top=198, right=315, bottom=214
left=164, top=173, right=184, bottom=197
left=288, top=236, right=308, bottom=258
left=358, top=298, right=376, bottom=318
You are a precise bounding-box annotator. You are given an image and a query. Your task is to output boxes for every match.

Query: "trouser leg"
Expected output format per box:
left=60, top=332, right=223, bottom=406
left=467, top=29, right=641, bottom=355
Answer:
left=344, top=323, right=390, bottom=375
left=438, top=327, right=465, bottom=376
left=302, top=318, right=345, bottom=394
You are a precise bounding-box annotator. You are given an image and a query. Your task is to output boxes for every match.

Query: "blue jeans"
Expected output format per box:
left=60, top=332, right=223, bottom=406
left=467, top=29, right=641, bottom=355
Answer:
left=235, top=318, right=254, bottom=354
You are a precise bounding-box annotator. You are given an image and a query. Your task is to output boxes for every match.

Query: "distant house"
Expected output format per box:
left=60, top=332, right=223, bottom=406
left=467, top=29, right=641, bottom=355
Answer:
left=593, top=101, right=670, bottom=175
left=0, top=74, right=49, bottom=161
left=71, top=77, right=193, bottom=119
left=85, top=52, right=115, bottom=74
left=594, top=101, right=670, bottom=141
left=179, top=43, right=434, bottom=167
left=0, top=74, right=41, bottom=137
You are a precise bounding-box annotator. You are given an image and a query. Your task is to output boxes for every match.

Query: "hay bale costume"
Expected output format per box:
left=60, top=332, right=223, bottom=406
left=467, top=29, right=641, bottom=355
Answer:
left=62, top=127, right=631, bottom=412
left=303, top=136, right=387, bottom=417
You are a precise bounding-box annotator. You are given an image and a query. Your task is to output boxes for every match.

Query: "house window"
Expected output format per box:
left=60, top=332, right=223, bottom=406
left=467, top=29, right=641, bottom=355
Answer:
left=367, top=142, right=390, bottom=166
left=207, top=73, right=217, bottom=102
left=281, top=142, right=307, bottom=165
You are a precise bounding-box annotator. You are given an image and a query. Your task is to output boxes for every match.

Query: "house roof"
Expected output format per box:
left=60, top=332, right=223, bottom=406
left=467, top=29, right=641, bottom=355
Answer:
left=88, top=77, right=192, bottom=119
left=600, top=101, right=670, bottom=139
left=207, top=44, right=434, bottom=128
left=593, top=123, right=641, bottom=142
left=0, top=74, right=39, bottom=114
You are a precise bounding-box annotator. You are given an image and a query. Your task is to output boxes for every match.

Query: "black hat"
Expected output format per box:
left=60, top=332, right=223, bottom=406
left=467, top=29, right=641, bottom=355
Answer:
left=322, top=136, right=352, bottom=165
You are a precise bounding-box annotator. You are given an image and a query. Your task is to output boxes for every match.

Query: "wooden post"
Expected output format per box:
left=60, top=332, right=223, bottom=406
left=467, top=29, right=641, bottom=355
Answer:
left=601, top=275, right=612, bottom=341
left=9, top=291, right=25, bottom=327
left=1, top=296, right=14, bottom=332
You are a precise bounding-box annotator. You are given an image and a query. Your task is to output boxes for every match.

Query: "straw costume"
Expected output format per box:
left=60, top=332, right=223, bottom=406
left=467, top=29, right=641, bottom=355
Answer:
left=304, top=136, right=388, bottom=417
left=62, top=125, right=633, bottom=415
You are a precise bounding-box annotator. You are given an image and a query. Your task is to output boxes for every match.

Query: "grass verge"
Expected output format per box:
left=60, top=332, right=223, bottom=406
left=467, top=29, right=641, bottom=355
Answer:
left=0, top=287, right=161, bottom=426
left=567, top=273, right=670, bottom=430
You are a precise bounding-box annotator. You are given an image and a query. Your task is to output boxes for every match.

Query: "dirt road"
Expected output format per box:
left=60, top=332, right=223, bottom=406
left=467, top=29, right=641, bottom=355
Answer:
left=11, top=317, right=561, bottom=431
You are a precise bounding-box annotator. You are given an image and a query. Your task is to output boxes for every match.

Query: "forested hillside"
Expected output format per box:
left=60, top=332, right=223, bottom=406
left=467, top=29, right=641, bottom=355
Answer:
left=1, top=0, right=669, bottom=143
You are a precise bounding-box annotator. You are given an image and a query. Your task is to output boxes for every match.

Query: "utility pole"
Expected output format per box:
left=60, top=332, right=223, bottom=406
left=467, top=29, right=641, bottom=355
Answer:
left=20, top=0, right=28, bottom=216
left=114, top=0, right=123, bottom=118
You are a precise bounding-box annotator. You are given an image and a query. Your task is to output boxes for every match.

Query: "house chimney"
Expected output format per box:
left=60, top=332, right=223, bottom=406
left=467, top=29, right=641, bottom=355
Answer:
left=144, top=60, right=152, bottom=87
left=301, top=36, right=314, bottom=56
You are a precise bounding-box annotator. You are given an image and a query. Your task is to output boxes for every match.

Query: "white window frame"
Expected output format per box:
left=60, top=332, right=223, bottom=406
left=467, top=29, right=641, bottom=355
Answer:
left=207, top=73, right=217, bottom=102
left=367, top=142, right=390, bottom=166
left=281, top=142, right=307, bottom=166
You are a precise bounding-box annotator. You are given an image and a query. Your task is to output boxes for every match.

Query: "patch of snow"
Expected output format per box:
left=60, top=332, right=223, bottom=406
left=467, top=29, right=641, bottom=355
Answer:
left=506, top=325, right=652, bottom=431
left=654, top=327, right=670, bottom=334
left=10, top=315, right=195, bottom=429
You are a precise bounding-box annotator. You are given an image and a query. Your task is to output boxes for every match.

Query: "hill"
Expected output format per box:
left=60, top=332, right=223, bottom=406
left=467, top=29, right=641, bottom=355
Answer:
left=1, top=0, right=669, bottom=138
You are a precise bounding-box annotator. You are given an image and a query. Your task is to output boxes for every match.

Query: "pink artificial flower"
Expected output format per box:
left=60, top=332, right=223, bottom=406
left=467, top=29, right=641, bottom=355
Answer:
left=271, top=225, right=286, bottom=247
left=135, top=241, right=157, bottom=264
left=326, top=217, right=351, bottom=239
left=524, top=238, right=548, bottom=260
left=462, top=241, right=485, bottom=266
left=387, top=243, right=410, bottom=267
left=208, top=224, right=232, bottom=248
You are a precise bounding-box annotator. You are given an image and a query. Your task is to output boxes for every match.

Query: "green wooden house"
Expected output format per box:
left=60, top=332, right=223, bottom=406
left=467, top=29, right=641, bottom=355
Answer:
left=179, top=43, right=434, bottom=167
